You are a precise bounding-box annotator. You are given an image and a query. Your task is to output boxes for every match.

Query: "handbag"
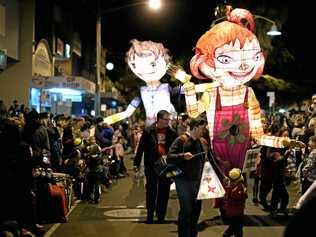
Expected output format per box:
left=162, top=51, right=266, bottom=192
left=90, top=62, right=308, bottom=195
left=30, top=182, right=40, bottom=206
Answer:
left=153, top=155, right=183, bottom=178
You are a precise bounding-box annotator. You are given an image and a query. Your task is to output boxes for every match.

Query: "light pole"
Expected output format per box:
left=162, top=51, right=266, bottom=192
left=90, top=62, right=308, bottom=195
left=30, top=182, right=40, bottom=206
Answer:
left=95, top=0, right=102, bottom=117
left=94, top=0, right=162, bottom=117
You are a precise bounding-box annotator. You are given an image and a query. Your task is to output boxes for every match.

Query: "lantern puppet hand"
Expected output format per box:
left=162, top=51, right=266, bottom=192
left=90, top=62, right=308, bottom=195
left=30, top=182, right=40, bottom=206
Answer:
left=103, top=97, right=141, bottom=125
left=282, top=138, right=306, bottom=149
left=168, top=64, right=191, bottom=84
left=168, top=63, right=219, bottom=117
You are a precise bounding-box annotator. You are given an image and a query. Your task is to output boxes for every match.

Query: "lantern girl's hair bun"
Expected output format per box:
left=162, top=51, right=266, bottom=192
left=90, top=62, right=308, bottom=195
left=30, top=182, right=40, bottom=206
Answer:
left=226, top=8, right=255, bottom=32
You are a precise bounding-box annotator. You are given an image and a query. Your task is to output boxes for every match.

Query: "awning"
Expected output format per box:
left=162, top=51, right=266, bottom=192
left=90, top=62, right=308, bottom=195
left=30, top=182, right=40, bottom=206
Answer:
left=31, top=76, right=96, bottom=94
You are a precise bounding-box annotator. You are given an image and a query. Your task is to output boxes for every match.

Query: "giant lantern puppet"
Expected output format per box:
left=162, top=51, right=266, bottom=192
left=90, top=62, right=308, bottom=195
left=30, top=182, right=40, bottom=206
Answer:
left=104, top=39, right=176, bottom=127
left=171, top=8, right=304, bottom=174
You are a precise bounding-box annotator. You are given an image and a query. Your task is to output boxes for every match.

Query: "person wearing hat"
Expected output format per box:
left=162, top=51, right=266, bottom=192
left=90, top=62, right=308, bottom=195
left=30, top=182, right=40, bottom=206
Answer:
left=222, top=168, right=247, bottom=237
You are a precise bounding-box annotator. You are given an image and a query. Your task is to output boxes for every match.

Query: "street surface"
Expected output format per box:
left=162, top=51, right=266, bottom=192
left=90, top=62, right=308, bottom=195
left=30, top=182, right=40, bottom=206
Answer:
left=44, top=153, right=299, bottom=237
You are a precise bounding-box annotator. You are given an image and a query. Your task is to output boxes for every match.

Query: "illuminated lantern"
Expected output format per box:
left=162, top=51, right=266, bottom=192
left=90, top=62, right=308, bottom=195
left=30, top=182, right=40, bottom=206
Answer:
left=171, top=8, right=304, bottom=174
left=103, top=39, right=176, bottom=126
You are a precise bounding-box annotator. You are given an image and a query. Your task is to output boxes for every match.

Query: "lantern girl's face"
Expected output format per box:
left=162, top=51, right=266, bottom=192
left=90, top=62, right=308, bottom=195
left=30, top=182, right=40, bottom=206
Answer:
left=200, top=38, right=264, bottom=87
left=128, top=50, right=167, bottom=83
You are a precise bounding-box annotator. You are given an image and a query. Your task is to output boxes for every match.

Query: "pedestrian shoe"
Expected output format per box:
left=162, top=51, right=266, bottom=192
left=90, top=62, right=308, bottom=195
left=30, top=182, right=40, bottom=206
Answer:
left=118, top=173, right=125, bottom=178
left=146, top=215, right=154, bottom=224
left=146, top=218, right=154, bottom=224
left=278, top=208, right=289, bottom=217
left=222, top=232, right=232, bottom=237
left=259, top=201, right=271, bottom=211
left=269, top=211, right=278, bottom=218
left=157, top=218, right=166, bottom=224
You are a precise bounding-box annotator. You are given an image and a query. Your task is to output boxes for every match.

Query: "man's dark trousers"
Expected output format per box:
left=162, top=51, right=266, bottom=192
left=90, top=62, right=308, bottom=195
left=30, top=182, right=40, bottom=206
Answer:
left=175, top=177, right=201, bottom=237
left=145, top=171, right=171, bottom=222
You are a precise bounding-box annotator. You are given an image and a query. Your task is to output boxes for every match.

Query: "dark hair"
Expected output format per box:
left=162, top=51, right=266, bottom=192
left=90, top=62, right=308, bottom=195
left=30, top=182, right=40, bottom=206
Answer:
left=96, top=117, right=103, bottom=124
left=188, top=117, right=207, bottom=130
left=157, top=110, right=170, bottom=120
left=309, top=135, right=316, bottom=143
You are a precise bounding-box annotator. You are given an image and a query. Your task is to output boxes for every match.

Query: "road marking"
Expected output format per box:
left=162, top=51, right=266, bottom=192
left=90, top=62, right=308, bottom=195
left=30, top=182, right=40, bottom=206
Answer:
left=43, top=200, right=80, bottom=237
left=106, top=218, right=142, bottom=222
left=96, top=205, right=145, bottom=209
left=96, top=205, right=127, bottom=209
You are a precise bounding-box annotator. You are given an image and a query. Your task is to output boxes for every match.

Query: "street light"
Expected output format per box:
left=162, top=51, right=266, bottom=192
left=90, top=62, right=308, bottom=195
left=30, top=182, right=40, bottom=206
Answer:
left=148, top=0, right=161, bottom=10
left=101, top=0, right=162, bottom=14
left=106, top=62, right=114, bottom=71
left=210, top=14, right=282, bottom=36
left=94, top=0, right=162, bottom=116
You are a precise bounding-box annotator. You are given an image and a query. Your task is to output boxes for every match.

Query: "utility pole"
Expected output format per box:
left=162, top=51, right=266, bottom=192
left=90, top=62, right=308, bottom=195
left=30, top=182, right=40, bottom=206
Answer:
left=95, top=0, right=101, bottom=116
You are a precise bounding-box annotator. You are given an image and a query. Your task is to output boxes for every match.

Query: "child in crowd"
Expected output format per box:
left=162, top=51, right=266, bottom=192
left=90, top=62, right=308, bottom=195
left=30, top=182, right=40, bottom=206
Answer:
left=86, top=144, right=103, bottom=204
left=222, top=168, right=247, bottom=237
left=114, top=135, right=127, bottom=177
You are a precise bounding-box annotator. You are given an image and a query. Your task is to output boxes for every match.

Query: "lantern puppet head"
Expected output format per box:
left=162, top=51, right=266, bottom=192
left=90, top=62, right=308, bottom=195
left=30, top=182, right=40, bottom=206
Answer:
left=190, top=8, right=265, bottom=88
left=126, top=39, right=171, bottom=83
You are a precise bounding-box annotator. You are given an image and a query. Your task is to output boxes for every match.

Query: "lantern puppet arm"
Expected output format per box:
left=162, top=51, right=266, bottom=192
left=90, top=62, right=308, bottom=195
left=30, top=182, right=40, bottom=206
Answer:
left=182, top=82, right=208, bottom=118
left=248, top=88, right=291, bottom=148
left=171, top=67, right=217, bottom=118
left=103, top=97, right=141, bottom=125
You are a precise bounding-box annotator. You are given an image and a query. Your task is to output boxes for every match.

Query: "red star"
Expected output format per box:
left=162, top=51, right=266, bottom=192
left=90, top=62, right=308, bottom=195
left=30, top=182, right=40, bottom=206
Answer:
left=208, top=185, right=216, bottom=193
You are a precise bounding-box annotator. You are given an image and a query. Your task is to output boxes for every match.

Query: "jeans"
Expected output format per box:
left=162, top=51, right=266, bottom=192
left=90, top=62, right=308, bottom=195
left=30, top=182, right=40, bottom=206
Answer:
left=175, top=178, right=201, bottom=237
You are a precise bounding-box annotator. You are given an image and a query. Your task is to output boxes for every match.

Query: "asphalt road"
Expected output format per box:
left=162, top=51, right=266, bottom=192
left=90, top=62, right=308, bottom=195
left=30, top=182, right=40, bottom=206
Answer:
left=43, top=154, right=299, bottom=237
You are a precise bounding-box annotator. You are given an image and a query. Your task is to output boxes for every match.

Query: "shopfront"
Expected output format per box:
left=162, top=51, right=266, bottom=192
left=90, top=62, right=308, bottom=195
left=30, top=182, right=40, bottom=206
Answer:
left=31, top=39, right=96, bottom=116
left=30, top=76, right=95, bottom=116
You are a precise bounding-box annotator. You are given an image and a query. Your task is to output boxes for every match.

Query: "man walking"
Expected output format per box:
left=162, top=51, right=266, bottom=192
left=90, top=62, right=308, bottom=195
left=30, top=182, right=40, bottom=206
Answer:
left=133, top=110, right=177, bottom=223
left=167, top=117, right=207, bottom=237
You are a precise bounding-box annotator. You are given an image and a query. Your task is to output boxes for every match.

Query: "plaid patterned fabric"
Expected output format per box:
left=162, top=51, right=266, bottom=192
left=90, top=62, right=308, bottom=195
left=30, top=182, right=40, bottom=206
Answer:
left=183, top=82, right=288, bottom=148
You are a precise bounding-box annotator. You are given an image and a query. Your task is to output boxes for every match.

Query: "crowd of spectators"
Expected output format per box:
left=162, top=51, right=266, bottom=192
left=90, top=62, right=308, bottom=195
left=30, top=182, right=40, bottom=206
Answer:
left=0, top=99, right=134, bottom=237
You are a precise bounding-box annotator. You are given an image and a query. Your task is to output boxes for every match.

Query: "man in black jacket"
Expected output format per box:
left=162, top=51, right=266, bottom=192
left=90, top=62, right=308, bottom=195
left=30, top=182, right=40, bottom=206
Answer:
left=133, top=110, right=177, bottom=223
left=167, top=117, right=207, bottom=237
left=167, top=119, right=206, bottom=237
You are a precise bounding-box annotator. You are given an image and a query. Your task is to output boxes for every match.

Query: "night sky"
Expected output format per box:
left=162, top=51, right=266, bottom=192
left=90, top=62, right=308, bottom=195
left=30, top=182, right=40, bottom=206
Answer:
left=94, top=0, right=313, bottom=98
